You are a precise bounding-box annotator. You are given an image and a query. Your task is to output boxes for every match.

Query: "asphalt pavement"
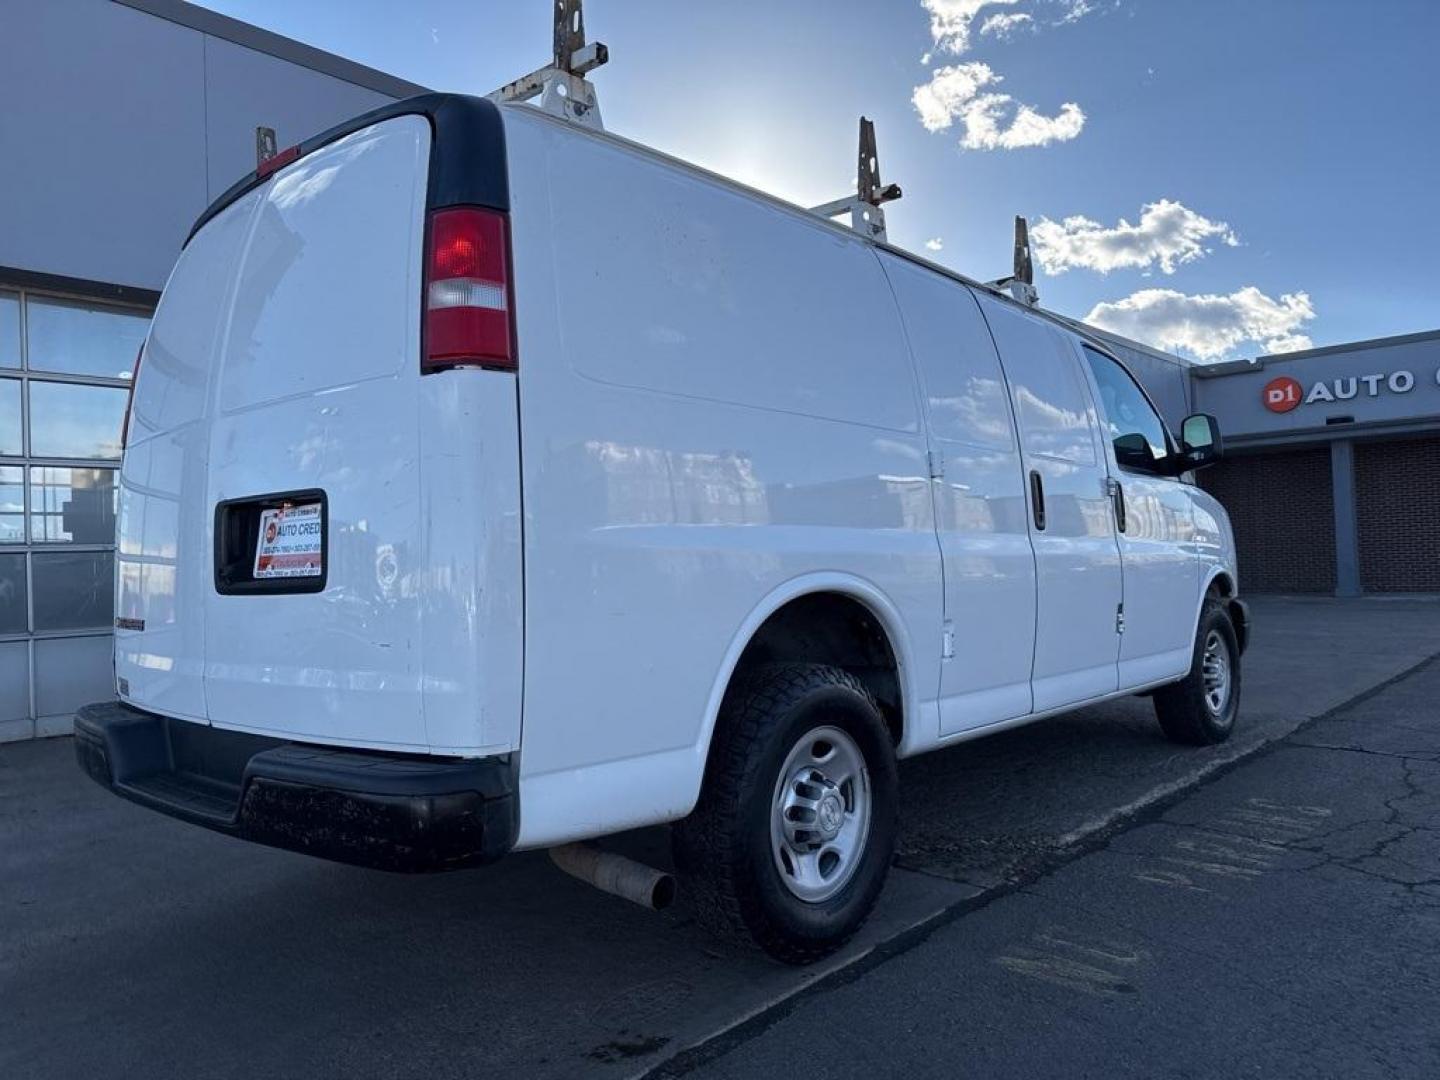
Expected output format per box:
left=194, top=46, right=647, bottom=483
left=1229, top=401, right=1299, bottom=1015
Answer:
left=1, top=596, right=1438, bottom=1079
left=674, top=641, right=1440, bottom=1079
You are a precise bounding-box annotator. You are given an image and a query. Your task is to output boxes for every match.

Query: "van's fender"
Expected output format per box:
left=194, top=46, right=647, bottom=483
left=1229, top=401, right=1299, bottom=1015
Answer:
left=511, top=572, right=923, bottom=851
left=685, top=571, right=924, bottom=805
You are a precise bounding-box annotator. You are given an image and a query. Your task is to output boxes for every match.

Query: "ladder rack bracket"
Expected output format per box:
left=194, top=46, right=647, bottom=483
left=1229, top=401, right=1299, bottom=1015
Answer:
left=487, top=0, right=608, bottom=130
left=808, top=117, right=902, bottom=242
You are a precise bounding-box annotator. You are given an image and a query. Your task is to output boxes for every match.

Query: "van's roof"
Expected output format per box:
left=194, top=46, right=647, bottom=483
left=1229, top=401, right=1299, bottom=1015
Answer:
left=187, top=91, right=1137, bottom=368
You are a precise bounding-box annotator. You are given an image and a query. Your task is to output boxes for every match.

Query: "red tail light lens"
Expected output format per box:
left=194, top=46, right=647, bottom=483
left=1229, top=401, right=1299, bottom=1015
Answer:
left=120, top=341, right=144, bottom=449
left=423, top=207, right=514, bottom=372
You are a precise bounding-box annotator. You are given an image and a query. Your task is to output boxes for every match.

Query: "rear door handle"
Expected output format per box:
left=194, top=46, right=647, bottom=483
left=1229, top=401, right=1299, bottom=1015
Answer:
left=1108, top=477, right=1126, bottom=533
left=1029, top=469, right=1046, bottom=531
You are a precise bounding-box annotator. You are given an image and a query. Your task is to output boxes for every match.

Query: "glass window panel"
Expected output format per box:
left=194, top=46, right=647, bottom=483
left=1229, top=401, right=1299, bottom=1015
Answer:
left=29, top=466, right=116, bottom=543
left=35, top=635, right=114, bottom=717
left=0, top=291, right=19, bottom=369
left=26, top=296, right=149, bottom=380
left=28, top=380, right=127, bottom=460
left=1083, top=347, right=1172, bottom=467
left=0, top=641, right=27, bottom=722
left=0, top=377, right=20, bottom=456
left=33, top=550, right=113, bottom=631
left=0, top=552, right=26, bottom=634
left=0, top=466, right=23, bottom=543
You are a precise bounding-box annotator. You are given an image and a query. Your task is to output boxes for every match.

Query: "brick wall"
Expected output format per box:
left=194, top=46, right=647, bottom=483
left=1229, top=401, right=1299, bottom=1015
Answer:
left=1201, top=449, right=1336, bottom=593
left=1355, top=437, right=1440, bottom=592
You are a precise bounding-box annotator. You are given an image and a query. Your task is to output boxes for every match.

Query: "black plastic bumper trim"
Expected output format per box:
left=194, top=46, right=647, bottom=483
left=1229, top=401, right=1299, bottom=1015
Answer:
left=75, top=701, right=517, bottom=872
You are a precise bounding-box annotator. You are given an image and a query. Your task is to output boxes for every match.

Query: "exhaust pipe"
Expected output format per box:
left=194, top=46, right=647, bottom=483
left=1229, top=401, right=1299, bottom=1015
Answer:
left=549, top=843, right=676, bottom=911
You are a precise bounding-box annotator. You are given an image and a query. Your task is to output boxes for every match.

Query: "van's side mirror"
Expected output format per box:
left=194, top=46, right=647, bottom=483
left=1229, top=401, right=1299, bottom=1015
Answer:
left=1113, top=432, right=1154, bottom=471
left=1179, top=413, right=1223, bottom=471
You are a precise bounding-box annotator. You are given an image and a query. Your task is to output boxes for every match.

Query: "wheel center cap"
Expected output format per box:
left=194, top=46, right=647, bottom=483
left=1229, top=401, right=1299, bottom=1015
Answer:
left=817, top=794, right=844, bottom=838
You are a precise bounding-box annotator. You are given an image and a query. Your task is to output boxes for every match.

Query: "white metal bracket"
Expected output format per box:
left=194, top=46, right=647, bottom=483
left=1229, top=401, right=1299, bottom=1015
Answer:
left=487, top=0, right=609, bottom=131
left=987, top=215, right=1039, bottom=306
left=809, top=117, right=902, bottom=242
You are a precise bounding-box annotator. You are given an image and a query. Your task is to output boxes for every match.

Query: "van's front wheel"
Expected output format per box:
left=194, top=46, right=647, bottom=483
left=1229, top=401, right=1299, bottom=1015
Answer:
left=673, top=663, right=897, bottom=965
left=1153, top=600, right=1242, bottom=745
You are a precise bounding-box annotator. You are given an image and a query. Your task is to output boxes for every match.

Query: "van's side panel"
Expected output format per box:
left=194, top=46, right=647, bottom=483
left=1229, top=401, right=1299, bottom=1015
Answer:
left=502, top=109, right=940, bottom=848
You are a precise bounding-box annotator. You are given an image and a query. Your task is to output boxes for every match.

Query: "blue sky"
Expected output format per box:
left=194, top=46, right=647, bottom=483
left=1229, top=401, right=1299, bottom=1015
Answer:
left=204, top=0, right=1439, bottom=362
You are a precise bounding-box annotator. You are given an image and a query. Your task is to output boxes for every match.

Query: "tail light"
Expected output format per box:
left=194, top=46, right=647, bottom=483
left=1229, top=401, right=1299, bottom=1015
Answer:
left=120, top=341, right=144, bottom=449
left=423, top=207, right=514, bottom=372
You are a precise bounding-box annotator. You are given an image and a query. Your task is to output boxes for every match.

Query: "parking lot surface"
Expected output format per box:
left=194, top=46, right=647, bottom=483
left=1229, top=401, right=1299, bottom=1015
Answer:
left=681, top=641, right=1440, bottom=1079
left=2, top=596, right=1438, bottom=1079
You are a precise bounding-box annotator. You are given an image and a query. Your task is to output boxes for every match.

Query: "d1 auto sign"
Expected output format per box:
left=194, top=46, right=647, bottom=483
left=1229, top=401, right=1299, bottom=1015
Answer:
left=1263, top=376, right=1302, bottom=413
left=253, top=503, right=323, bottom=579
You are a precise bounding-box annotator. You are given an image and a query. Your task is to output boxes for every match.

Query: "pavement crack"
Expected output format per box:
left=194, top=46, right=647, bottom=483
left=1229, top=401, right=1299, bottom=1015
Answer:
left=1287, top=740, right=1440, bottom=764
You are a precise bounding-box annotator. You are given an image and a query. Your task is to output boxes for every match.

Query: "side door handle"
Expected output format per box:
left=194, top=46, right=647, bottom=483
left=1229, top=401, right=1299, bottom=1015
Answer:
left=1029, top=469, right=1046, bottom=531
left=1107, top=477, right=1126, bottom=533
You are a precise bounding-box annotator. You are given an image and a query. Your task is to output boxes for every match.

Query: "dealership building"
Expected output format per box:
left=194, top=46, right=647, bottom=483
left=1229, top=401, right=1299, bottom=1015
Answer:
left=1, top=1, right=1436, bottom=742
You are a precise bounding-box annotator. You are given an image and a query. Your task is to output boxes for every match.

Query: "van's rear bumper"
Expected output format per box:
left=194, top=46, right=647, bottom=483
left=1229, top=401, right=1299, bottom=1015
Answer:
left=74, top=701, right=518, bottom=872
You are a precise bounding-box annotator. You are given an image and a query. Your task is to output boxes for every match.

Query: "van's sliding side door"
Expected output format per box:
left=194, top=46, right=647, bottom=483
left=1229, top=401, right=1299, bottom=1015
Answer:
left=880, top=255, right=1036, bottom=736
left=973, top=292, right=1123, bottom=713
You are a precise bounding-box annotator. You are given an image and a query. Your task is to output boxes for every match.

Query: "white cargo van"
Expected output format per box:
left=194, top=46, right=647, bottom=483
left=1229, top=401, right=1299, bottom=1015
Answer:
left=78, top=93, right=1248, bottom=963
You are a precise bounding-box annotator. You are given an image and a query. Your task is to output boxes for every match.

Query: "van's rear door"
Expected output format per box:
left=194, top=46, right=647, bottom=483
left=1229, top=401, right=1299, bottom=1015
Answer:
left=118, top=99, right=523, bottom=757
left=202, top=115, right=435, bottom=751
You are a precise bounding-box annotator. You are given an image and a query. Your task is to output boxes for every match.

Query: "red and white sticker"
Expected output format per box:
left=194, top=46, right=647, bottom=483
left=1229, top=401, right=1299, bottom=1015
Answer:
left=253, top=503, right=323, bottom=579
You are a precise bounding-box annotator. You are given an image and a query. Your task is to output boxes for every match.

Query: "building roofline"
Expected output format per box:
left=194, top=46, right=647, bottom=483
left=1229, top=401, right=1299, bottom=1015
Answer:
left=113, top=0, right=430, bottom=100
left=1192, top=327, right=1440, bottom=378
left=1255, top=328, right=1440, bottom=364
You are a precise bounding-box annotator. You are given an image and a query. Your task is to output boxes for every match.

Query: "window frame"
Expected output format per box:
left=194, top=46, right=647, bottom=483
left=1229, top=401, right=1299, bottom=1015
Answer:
left=0, top=279, right=153, bottom=738
left=1080, top=344, right=1179, bottom=478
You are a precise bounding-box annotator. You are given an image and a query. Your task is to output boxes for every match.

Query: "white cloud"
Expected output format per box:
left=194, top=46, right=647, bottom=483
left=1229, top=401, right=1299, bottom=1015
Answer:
left=913, top=63, right=1086, bottom=149
left=961, top=94, right=1085, bottom=149
left=922, top=0, right=1021, bottom=55
left=913, top=62, right=1000, bottom=132
left=1260, top=333, right=1313, bottom=355
left=1055, top=0, right=1094, bottom=25
left=980, top=12, right=1033, bottom=38
left=1083, top=287, right=1315, bottom=361
left=1031, top=199, right=1239, bottom=276
left=925, top=237, right=945, bottom=251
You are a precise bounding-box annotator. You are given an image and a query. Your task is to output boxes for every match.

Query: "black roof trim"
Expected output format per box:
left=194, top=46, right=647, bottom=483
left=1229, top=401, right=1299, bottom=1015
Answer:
left=186, top=94, right=509, bottom=245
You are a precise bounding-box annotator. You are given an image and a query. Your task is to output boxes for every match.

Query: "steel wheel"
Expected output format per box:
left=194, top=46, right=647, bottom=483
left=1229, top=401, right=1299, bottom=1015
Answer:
left=770, top=724, right=872, bottom=903
left=1201, top=629, right=1231, bottom=716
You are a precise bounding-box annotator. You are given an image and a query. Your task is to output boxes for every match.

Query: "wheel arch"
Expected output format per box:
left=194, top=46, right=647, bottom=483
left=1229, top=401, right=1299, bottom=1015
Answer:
left=683, top=574, right=918, bottom=816
left=1199, top=568, right=1248, bottom=654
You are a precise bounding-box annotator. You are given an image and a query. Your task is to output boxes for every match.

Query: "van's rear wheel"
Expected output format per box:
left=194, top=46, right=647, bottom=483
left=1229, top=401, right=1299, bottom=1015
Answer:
left=1153, top=600, right=1241, bottom=745
left=673, top=663, right=897, bottom=965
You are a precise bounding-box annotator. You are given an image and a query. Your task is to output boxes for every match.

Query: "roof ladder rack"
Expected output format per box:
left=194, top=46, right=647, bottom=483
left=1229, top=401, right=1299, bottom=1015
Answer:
left=488, top=0, right=609, bottom=130
left=809, top=117, right=902, bottom=242
left=988, top=216, right=1039, bottom=306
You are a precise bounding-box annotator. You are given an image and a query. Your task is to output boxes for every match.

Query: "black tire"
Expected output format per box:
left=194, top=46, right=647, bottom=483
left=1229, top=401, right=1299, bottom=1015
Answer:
left=1153, top=600, right=1241, bottom=745
left=672, top=662, right=898, bottom=965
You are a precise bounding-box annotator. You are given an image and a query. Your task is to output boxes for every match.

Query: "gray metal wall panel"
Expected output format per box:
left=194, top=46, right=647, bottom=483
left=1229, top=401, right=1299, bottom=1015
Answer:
left=0, top=0, right=404, bottom=293
left=0, top=0, right=207, bottom=290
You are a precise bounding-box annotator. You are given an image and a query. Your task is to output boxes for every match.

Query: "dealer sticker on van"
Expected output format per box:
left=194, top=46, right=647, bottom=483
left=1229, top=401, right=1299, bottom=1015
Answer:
left=253, top=503, right=323, bottom=579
